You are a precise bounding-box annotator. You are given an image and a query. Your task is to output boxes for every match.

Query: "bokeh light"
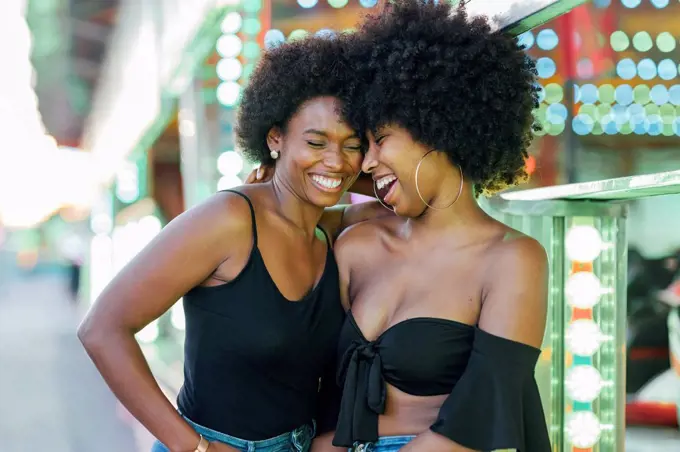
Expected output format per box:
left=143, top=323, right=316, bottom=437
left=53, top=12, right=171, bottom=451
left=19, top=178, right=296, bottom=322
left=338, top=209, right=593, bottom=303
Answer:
left=566, top=366, right=604, bottom=403
left=544, top=83, right=563, bottom=104
left=536, top=57, right=557, bottom=79
left=632, top=32, right=653, bottom=52
left=658, top=59, right=678, bottom=80
left=217, top=82, right=242, bottom=107
left=616, top=58, right=636, bottom=80
left=610, top=31, right=629, bottom=52
left=621, top=0, right=642, bottom=7
left=637, top=59, right=657, bottom=81
left=566, top=412, right=602, bottom=448
left=221, top=12, right=243, bottom=34
left=264, top=29, right=285, bottom=49
left=242, top=18, right=262, bottom=36
left=216, top=58, right=243, bottom=82
left=288, top=29, right=309, bottom=41
left=536, top=29, right=558, bottom=51
left=517, top=31, right=535, bottom=50
left=328, top=0, right=349, bottom=8
left=656, top=32, right=676, bottom=52
left=217, top=34, right=243, bottom=58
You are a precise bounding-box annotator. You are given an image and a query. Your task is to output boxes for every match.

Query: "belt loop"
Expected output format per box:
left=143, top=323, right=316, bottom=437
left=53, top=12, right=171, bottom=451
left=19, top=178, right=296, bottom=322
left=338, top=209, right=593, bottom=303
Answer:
left=247, top=441, right=256, bottom=452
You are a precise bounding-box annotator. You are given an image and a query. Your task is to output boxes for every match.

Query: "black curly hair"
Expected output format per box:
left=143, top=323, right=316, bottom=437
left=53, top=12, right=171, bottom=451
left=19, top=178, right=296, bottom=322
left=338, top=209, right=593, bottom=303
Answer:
left=235, top=34, right=361, bottom=165
left=343, top=0, right=540, bottom=196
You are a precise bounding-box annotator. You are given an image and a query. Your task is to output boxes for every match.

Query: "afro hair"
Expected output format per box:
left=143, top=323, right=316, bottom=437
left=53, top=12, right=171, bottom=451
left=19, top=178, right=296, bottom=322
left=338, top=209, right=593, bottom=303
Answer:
left=235, top=34, right=362, bottom=165
left=343, top=0, right=541, bottom=196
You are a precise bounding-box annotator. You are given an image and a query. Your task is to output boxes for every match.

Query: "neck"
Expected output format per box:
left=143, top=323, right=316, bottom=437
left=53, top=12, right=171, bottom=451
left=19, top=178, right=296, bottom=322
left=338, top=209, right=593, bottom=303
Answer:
left=406, top=184, right=490, bottom=234
left=269, top=176, right=325, bottom=238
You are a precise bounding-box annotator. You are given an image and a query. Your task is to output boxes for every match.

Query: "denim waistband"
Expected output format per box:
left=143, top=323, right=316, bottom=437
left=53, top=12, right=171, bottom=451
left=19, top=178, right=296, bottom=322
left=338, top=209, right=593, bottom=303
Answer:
left=182, top=413, right=316, bottom=451
left=350, top=435, right=416, bottom=452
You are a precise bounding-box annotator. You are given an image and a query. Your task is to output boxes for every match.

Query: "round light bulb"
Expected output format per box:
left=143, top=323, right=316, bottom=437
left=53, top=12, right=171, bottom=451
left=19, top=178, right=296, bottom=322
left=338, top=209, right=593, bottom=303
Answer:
left=566, top=272, right=603, bottom=309
left=221, top=12, right=242, bottom=34
left=566, top=411, right=602, bottom=448
left=566, top=320, right=604, bottom=356
left=566, top=365, right=603, bottom=402
left=217, top=82, right=242, bottom=107
left=566, top=225, right=603, bottom=262
left=217, top=58, right=243, bottom=82
left=216, top=34, right=243, bottom=58
left=217, top=151, right=244, bottom=176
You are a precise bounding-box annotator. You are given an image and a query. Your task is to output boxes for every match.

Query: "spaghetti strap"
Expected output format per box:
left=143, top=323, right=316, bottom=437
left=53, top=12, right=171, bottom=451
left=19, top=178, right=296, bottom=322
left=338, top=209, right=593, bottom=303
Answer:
left=220, top=189, right=258, bottom=246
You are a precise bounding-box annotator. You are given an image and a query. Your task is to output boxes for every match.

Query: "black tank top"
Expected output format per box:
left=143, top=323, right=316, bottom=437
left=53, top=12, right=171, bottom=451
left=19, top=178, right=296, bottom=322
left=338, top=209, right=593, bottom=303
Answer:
left=177, top=190, right=345, bottom=440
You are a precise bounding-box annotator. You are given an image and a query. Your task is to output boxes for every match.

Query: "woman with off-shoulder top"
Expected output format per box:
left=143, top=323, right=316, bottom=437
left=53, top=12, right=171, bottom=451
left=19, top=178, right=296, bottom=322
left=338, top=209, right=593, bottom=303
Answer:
left=312, top=2, right=552, bottom=451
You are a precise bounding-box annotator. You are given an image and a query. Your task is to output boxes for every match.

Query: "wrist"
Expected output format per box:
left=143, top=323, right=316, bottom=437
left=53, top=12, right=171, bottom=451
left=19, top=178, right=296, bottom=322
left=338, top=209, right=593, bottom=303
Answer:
left=168, top=430, right=202, bottom=452
left=195, top=435, right=210, bottom=452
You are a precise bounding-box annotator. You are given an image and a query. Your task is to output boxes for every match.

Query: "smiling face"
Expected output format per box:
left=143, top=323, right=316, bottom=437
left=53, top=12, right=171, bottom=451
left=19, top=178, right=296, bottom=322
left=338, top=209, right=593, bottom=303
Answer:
left=267, top=96, right=364, bottom=207
left=362, top=124, right=454, bottom=217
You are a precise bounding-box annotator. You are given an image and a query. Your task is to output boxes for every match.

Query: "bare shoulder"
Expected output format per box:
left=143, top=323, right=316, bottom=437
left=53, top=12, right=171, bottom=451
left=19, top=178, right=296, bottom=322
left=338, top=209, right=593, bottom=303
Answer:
left=486, top=228, right=548, bottom=275
left=479, top=228, right=548, bottom=347
left=157, top=188, right=261, bottom=263
left=334, top=216, right=397, bottom=270
left=335, top=215, right=397, bottom=252
left=179, top=189, right=254, bottom=237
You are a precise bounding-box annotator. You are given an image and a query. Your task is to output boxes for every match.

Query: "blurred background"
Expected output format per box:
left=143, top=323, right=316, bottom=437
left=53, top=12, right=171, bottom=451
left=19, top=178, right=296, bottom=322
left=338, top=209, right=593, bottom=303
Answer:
left=0, top=0, right=679, bottom=451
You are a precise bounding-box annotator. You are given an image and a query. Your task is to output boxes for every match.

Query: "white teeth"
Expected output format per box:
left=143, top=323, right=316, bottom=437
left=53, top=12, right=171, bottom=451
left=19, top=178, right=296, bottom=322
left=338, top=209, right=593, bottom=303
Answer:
left=377, top=175, right=396, bottom=190
left=311, top=175, right=342, bottom=189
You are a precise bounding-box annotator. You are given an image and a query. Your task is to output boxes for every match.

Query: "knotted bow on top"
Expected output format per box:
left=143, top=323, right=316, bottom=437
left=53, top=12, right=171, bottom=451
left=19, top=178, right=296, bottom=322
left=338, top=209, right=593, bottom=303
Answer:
left=333, top=339, right=386, bottom=446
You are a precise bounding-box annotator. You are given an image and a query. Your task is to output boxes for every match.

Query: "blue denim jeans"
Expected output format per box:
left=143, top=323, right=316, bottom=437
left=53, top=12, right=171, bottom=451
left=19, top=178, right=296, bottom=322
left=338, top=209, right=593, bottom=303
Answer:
left=349, top=435, right=415, bottom=452
left=151, top=414, right=315, bottom=452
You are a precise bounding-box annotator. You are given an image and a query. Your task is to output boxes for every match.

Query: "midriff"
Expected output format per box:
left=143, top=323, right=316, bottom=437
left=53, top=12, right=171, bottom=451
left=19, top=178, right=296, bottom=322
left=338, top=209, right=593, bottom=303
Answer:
left=377, top=384, right=448, bottom=437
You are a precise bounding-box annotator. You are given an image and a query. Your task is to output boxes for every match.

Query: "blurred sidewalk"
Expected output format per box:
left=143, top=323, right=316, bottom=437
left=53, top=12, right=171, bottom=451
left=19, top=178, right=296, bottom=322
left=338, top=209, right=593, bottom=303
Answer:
left=0, top=273, right=154, bottom=452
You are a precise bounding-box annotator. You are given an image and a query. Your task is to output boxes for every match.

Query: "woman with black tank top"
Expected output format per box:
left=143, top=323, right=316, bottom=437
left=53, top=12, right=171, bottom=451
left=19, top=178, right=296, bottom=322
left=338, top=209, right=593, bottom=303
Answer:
left=320, top=2, right=551, bottom=451
left=78, top=35, right=386, bottom=452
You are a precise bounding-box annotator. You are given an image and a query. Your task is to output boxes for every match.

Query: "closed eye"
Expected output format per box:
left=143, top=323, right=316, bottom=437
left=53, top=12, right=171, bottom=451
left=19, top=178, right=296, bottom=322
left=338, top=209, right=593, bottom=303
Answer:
left=307, top=141, right=324, bottom=148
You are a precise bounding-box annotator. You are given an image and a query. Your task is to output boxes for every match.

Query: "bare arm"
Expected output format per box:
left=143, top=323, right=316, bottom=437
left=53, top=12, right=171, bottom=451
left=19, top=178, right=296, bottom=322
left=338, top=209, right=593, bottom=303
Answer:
left=77, top=193, right=251, bottom=452
left=401, top=236, right=549, bottom=452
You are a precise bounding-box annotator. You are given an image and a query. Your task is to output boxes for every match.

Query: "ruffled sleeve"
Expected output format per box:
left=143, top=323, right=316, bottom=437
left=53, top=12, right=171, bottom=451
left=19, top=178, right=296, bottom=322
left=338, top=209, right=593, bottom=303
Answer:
left=430, top=328, right=551, bottom=452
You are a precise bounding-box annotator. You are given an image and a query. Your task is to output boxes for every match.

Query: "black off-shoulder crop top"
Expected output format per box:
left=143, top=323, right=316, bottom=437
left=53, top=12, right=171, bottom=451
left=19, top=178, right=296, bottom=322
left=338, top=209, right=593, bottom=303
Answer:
left=333, top=311, right=551, bottom=451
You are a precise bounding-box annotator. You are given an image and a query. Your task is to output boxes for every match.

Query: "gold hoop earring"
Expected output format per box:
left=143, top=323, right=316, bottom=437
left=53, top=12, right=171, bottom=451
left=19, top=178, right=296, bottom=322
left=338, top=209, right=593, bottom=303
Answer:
left=414, top=150, right=464, bottom=210
left=373, top=180, right=395, bottom=212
